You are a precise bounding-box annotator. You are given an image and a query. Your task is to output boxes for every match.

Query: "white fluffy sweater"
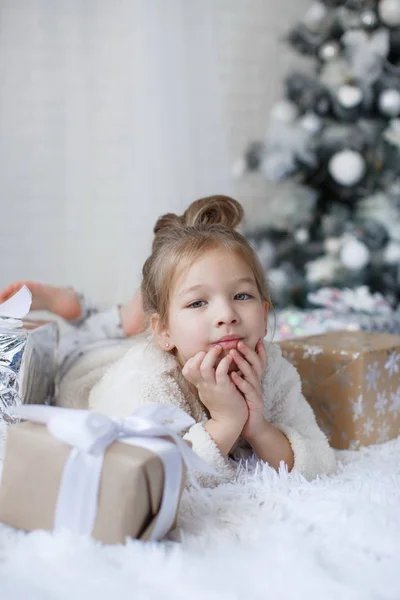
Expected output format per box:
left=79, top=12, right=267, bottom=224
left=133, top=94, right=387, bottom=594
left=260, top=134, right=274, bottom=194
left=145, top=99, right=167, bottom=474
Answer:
left=86, top=333, right=336, bottom=484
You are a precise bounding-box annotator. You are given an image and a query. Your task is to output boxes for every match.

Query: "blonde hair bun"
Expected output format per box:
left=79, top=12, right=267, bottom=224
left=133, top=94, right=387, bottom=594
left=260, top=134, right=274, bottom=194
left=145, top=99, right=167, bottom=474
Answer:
left=183, top=195, right=243, bottom=229
left=153, top=213, right=183, bottom=235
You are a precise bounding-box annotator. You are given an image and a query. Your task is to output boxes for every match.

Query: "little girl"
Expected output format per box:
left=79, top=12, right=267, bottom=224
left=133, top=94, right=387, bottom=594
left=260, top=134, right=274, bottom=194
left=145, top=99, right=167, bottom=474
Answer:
left=83, top=195, right=336, bottom=483
left=1, top=196, right=336, bottom=483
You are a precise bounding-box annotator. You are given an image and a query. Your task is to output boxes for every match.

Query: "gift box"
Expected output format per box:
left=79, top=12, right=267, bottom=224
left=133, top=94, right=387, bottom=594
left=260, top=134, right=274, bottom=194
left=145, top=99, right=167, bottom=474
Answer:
left=0, top=404, right=208, bottom=544
left=0, top=319, right=58, bottom=423
left=279, top=330, right=400, bottom=450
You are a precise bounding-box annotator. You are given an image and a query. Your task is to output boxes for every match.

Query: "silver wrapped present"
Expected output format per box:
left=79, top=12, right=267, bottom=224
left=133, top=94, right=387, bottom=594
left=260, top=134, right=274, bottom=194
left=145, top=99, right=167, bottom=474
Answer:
left=0, top=285, right=59, bottom=424
left=0, top=319, right=58, bottom=423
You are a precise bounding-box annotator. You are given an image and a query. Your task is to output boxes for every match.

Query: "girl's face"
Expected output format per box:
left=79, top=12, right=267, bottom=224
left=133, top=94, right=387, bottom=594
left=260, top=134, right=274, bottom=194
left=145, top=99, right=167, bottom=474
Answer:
left=154, top=247, right=268, bottom=366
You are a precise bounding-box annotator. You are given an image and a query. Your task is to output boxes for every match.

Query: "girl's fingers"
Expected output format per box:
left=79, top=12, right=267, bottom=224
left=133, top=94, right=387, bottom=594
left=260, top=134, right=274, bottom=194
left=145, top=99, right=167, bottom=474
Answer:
left=230, top=349, right=259, bottom=389
left=200, top=345, right=222, bottom=382
left=182, top=351, right=206, bottom=384
left=215, top=354, right=232, bottom=383
left=237, top=340, right=264, bottom=379
left=230, top=372, right=258, bottom=403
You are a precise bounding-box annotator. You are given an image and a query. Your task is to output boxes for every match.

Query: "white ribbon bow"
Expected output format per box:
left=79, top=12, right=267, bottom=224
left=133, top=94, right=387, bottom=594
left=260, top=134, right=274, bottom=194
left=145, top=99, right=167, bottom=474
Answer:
left=0, top=285, right=32, bottom=328
left=12, top=403, right=215, bottom=542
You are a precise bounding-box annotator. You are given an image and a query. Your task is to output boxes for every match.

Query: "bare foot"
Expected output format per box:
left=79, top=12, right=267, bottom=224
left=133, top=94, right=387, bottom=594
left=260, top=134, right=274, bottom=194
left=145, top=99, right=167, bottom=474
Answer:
left=119, top=289, right=149, bottom=336
left=0, top=281, right=82, bottom=320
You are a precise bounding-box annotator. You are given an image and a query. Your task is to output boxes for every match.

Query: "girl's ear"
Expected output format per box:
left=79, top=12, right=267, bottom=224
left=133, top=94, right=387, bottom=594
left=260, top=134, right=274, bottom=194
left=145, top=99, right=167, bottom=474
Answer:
left=150, top=313, right=175, bottom=352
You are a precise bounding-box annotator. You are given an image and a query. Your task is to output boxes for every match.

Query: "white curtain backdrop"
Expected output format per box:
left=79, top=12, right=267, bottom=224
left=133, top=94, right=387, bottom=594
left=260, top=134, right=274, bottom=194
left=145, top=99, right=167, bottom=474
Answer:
left=0, top=0, right=232, bottom=304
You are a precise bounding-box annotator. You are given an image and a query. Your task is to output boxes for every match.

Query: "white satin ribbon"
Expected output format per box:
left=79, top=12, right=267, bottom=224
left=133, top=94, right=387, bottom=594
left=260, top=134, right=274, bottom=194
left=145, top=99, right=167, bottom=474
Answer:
left=12, top=403, right=215, bottom=541
left=0, top=285, right=32, bottom=328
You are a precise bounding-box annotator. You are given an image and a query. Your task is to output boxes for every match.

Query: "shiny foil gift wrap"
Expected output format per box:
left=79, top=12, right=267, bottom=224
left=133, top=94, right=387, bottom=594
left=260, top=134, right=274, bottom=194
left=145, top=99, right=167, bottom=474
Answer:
left=0, top=319, right=58, bottom=423
left=279, top=330, right=400, bottom=450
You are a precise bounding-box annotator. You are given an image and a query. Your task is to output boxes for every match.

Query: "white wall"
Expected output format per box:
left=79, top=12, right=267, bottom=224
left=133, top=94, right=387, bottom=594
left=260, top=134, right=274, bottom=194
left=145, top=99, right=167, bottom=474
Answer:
left=0, top=0, right=310, bottom=305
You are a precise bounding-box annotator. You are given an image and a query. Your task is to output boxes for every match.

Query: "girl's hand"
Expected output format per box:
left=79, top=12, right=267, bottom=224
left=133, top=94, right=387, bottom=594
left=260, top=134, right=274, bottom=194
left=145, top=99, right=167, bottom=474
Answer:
left=182, top=345, right=248, bottom=428
left=229, top=340, right=268, bottom=441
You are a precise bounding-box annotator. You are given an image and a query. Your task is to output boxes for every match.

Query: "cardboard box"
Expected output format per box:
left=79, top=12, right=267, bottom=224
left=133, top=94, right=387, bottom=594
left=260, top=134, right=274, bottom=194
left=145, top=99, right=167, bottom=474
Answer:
left=0, top=421, right=183, bottom=544
left=279, top=330, right=400, bottom=450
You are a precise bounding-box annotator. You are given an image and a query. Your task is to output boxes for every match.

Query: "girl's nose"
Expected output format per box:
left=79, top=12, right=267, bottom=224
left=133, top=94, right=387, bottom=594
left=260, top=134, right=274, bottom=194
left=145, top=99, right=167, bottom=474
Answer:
left=215, top=302, right=239, bottom=327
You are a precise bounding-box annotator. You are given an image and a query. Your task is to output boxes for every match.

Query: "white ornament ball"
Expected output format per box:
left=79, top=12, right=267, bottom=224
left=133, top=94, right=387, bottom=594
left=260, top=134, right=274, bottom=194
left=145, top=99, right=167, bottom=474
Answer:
left=299, top=112, right=322, bottom=133
left=337, top=85, right=363, bottom=109
left=328, top=149, right=366, bottom=187
left=361, top=9, right=379, bottom=29
left=340, top=237, right=370, bottom=270
left=324, top=237, right=342, bottom=255
left=378, top=0, right=400, bottom=27
left=383, top=241, right=400, bottom=264
left=294, top=228, right=309, bottom=244
left=270, top=100, right=298, bottom=124
left=303, top=2, right=329, bottom=33
left=318, top=41, right=340, bottom=62
left=378, top=89, right=400, bottom=117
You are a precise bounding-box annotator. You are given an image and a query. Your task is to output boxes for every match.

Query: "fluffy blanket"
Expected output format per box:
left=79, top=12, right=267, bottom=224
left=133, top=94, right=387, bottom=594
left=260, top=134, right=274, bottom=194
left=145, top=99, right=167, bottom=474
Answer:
left=0, top=419, right=399, bottom=600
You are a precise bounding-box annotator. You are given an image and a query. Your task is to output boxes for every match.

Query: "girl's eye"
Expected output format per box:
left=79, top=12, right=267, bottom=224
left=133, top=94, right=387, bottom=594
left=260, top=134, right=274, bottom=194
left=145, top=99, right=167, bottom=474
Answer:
left=187, top=300, right=206, bottom=309
left=235, top=293, right=252, bottom=301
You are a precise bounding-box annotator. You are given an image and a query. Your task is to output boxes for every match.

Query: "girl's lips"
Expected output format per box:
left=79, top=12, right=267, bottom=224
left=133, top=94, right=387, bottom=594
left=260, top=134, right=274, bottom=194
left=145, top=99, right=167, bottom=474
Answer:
left=214, top=338, right=242, bottom=350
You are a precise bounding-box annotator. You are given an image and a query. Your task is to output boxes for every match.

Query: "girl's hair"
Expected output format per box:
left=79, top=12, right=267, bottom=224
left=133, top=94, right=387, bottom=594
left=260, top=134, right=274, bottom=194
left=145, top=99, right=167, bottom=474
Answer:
left=141, top=195, right=271, bottom=324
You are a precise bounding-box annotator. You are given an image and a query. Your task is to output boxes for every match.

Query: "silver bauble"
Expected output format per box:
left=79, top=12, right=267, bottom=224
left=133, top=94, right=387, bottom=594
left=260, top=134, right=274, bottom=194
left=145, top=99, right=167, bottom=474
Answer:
left=303, top=2, right=329, bottom=33
left=328, top=150, right=366, bottom=187
left=361, top=10, right=378, bottom=30
left=378, top=88, right=400, bottom=117
left=378, top=0, right=400, bottom=27
left=318, top=41, right=340, bottom=61
left=337, top=84, right=363, bottom=108
left=340, top=237, right=370, bottom=271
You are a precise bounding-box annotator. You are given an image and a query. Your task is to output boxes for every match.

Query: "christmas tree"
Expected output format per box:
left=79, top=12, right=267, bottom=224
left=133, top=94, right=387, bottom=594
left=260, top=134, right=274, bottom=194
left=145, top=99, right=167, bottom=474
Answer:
left=239, top=0, right=400, bottom=309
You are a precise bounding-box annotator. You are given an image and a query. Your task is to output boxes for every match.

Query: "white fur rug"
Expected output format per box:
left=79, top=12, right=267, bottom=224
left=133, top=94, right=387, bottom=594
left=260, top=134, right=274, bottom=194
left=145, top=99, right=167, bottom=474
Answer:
left=0, top=426, right=399, bottom=600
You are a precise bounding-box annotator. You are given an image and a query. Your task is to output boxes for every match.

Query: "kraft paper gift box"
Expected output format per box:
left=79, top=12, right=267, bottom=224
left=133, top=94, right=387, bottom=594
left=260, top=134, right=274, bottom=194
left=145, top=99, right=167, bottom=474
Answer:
left=0, top=405, right=201, bottom=545
left=278, top=330, right=400, bottom=450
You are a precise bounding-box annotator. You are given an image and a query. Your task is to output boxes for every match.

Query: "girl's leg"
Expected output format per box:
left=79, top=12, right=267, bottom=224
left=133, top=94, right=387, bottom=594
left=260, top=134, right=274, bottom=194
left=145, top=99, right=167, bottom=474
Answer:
left=0, top=281, right=148, bottom=336
left=0, top=281, right=82, bottom=320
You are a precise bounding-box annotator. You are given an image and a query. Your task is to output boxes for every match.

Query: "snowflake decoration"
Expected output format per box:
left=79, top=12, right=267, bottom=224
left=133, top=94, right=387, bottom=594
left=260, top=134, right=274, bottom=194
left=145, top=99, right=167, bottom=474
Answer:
left=377, top=422, right=390, bottom=444
left=384, top=351, right=400, bottom=377
left=374, top=391, right=388, bottom=416
left=365, top=361, right=380, bottom=392
left=302, top=345, right=323, bottom=362
left=350, top=394, right=365, bottom=422
left=362, top=418, right=374, bottom=437
left=389, top=386, right=400, bottom=416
